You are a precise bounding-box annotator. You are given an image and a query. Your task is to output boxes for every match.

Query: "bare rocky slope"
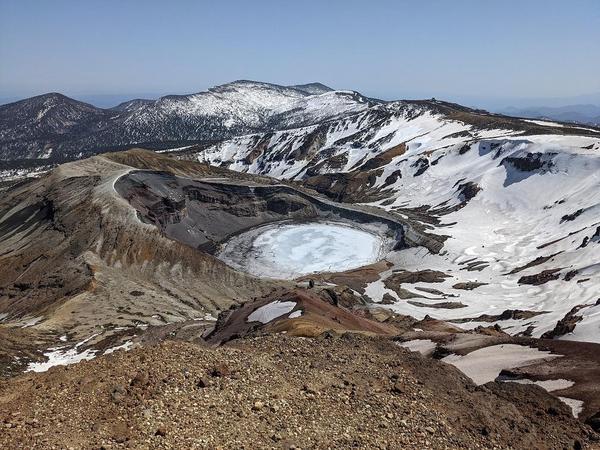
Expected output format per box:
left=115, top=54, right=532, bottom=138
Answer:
left=0, top=150, right=283, bottom=372
left=0, top=334, right=596, bottom=450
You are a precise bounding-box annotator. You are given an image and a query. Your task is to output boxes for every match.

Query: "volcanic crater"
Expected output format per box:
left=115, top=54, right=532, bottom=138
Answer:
left=114, top=170, right=407, bottom=278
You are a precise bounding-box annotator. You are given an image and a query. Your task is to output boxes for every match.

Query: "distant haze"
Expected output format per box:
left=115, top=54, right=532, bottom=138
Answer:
left=1, top=0, right=599, bottom=109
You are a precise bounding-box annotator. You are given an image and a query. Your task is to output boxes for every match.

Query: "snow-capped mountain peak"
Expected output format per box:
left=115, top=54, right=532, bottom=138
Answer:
left=0, top=80, right=372, bottom=160
left=289, top=82, right=334, bottom=95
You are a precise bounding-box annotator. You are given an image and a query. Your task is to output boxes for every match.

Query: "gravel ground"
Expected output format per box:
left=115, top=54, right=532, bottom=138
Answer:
left=0, top=333, right=595, bottom=449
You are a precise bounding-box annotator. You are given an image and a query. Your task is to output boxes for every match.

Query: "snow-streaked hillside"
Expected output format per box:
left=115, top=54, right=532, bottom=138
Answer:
left=0, top=93, right=111, bottom=160
left=193, top=101, right=600, bottom=343
left=0, top=80, right=375, bottom=160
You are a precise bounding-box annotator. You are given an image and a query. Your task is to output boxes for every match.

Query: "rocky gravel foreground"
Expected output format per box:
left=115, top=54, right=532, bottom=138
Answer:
left=0, top=334, right=595, bottom=449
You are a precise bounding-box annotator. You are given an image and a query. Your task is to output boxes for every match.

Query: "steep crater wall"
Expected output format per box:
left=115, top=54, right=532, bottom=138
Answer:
left=114, top=171, right=407, bottom=256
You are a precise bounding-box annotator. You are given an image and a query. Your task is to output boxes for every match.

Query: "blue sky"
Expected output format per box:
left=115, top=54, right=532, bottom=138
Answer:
left=1, top=0, right=599, bottom=107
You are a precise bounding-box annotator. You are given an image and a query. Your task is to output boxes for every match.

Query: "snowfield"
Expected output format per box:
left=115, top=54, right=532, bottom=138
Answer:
left=365, top=134, right=600, bottom=341
left=192, top=100, right=600, bottom=342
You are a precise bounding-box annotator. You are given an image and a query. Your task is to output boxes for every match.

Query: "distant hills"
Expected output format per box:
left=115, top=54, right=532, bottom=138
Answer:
left=0, top=81, right=373, bottom=160
left=2, top=80, right=599, bottom=163
left=498, top=104, right=600, bottom=126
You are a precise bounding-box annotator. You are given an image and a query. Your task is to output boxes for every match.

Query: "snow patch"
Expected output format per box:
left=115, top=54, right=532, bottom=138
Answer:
left=441, top=344, right=560, bottom=385
left=558, top=397, right=584, bottom=418
left=397, top=339, right=437, bottom=355
left=247, top=301, right=297, bottom=324
left=20, top=316, right=43, bottom=328
left=523, top=119, right=565, bottom=128
left=508, top=378, right=574, bottom=392
left=104, top=341, right=134, bottom=355
left=288, top=310, right=303, bottom=319
left=26, top=334, right=100, bottom=373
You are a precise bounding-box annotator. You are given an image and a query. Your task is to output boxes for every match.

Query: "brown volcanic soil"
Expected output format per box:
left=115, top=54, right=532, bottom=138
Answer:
left=0, top=334, right=596, bottom=450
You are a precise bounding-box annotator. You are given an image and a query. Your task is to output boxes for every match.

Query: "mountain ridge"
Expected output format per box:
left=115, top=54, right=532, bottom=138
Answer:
left=4, top=80, right=598, bottom=163
left=498, top=104, right=600, bottom=126
left=0, top=80, right=376, bottom=160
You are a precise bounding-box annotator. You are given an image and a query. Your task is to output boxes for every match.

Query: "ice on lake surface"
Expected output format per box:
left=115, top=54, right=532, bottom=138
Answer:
left=218, top=222, right=386, bottom=279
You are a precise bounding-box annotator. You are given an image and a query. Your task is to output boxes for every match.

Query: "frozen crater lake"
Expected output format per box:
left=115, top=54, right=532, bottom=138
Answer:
left=218, top=221, right=391, bottom=279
